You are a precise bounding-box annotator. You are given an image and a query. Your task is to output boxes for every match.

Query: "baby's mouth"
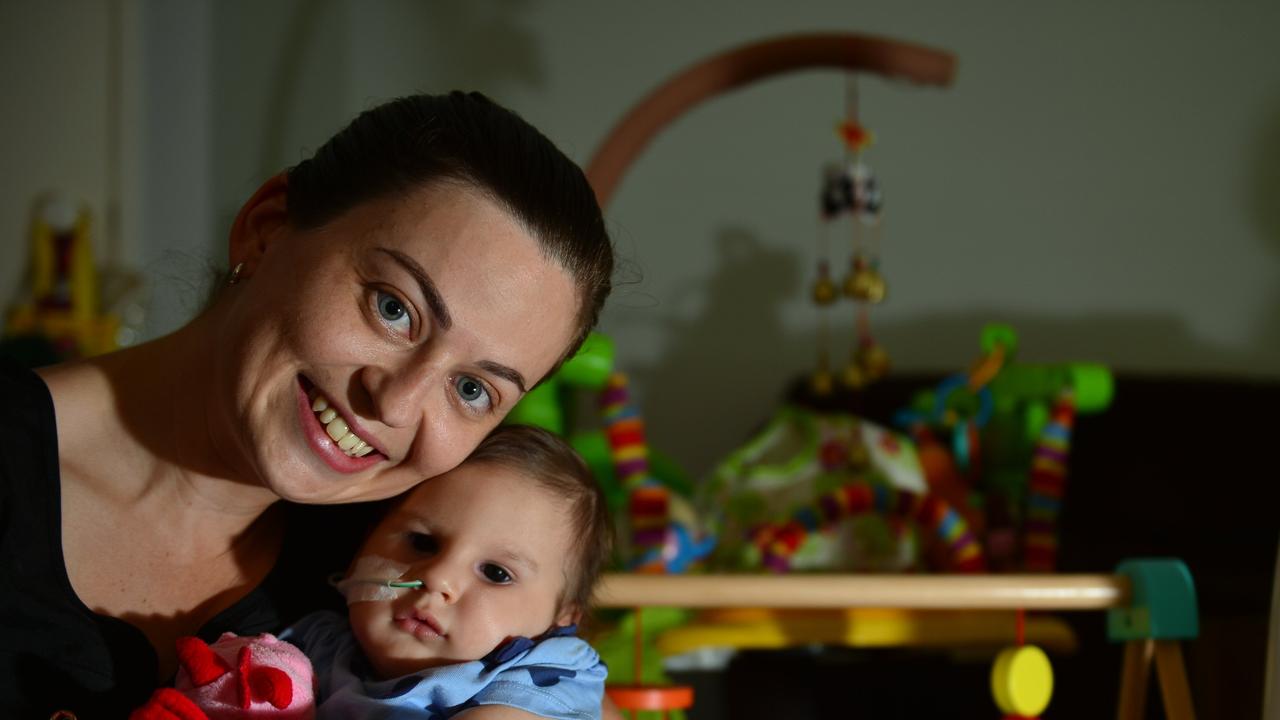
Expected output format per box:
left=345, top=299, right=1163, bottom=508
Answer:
left=396, top=608, right=446, bottom=639
left=308, top=390, right=375, bottom=458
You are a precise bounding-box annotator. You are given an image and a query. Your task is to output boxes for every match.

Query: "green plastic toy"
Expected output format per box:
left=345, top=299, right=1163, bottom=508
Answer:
left=506, top=332, right=615, bottom=434
left=896, top=323, right=1114, bottom=572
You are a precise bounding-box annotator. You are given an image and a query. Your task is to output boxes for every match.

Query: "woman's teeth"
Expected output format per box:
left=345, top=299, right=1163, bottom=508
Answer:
left=310, top=395, right=375, bottom=457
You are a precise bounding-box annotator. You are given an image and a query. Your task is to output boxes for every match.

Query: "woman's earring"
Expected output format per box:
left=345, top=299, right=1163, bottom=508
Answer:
left=227, top=262, right=245, bottom=286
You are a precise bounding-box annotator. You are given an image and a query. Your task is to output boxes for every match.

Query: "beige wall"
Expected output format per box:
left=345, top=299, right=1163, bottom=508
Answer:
left=0, top=1, right=115, bottom=301
left=204, top=0, right=1280, bottom=475
left=5, top=1, right=1278, bottom=477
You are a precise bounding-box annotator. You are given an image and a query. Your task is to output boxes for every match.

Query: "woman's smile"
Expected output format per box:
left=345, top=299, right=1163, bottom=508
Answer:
left=295, top=375, right=385, bottom=473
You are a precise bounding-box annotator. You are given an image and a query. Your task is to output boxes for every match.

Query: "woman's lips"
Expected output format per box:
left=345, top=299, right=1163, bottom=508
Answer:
left=296, top=376, right=383, bottom=474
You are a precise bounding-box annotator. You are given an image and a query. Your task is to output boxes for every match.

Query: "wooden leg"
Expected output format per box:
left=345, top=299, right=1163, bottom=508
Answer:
left=1154, top=641, right=1196, bottom=720
left=1117, top=639, right=1154, bottom=720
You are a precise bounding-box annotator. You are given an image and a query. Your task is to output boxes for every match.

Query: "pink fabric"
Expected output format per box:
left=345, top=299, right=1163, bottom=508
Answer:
left=174, top=633, right=315, bottom=719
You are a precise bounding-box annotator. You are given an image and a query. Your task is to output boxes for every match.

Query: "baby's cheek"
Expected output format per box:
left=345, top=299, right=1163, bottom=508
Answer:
left=347, top=603, right=377, bottom=640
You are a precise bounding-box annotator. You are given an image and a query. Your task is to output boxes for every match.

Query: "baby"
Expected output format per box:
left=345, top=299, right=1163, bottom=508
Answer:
left=136, top=425, right=611, bottom=720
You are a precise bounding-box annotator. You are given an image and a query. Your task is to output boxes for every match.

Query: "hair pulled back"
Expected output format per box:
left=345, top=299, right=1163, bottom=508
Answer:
left=286, top=91, right=612, bottom=364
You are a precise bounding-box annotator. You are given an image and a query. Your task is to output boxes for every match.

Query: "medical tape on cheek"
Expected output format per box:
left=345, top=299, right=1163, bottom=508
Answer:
left=333, top=554, right=422, bottom=604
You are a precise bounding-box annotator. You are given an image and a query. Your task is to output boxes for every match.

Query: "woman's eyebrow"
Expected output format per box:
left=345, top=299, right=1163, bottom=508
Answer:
left=376, top=246, right=452, bottom=331
left=477, top=360, right=527, bottom=395
left=376, top=246, right=527, bottom=394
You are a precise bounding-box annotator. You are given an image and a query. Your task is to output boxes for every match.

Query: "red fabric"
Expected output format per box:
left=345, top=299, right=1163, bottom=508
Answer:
left=175, top=637, right=230, bottom=686
left=248, top=666, right=294, bottom=709
left=129, top=688, right=210, bottom=720
left=236, top=645, right=295, bottom=709
left=237, top=646, right=253, bottom=709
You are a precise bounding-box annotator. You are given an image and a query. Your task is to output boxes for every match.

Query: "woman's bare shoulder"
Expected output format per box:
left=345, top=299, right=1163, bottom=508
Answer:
left=36, top=358, right=123, bottom=463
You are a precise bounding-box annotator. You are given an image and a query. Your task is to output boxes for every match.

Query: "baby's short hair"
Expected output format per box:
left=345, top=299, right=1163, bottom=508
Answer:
left=468, top=424, right=612, bottom=615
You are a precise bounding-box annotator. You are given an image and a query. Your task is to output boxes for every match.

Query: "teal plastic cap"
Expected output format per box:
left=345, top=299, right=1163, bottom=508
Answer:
left=1108, top=558, right=1199, bottom=642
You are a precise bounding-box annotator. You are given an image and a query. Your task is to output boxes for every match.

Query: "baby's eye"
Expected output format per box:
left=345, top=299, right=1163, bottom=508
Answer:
left=454, top=375, right=492, bottom=413
left=480, top=563, right=512, bottom=584
left=376, top=291, right=412, bottom=335
left=408, top=532, right=437, bottom=554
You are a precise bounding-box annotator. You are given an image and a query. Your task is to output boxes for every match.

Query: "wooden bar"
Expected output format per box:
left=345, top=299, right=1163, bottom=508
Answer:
left=1154, top=641, right=1198, bottom=720
left=1116, top=639, right=1154, bottom=720
left=596, top=573, right=1130, bottom=610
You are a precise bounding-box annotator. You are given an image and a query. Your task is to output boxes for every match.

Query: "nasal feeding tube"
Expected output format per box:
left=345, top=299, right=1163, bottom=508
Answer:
left=334, top=554, right=426, bottom=603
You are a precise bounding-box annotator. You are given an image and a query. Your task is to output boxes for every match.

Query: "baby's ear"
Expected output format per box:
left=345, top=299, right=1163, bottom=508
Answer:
left=555, top=603, right=582, bottom=628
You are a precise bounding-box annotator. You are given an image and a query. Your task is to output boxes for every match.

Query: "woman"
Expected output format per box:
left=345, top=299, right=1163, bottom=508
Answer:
left=0, top=91, right=613, bottom=717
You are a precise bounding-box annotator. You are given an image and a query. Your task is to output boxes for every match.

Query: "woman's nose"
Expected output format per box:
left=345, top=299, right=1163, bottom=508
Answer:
left=361, top=360, right=435, bottom=429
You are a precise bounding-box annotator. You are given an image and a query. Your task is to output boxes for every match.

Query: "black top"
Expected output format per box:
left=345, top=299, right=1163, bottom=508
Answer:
left=0, top=363, right=371, bottom=718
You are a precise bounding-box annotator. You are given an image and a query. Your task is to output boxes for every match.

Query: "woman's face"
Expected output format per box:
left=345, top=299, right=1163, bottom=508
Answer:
left=215, top=181, right=579, bottom=503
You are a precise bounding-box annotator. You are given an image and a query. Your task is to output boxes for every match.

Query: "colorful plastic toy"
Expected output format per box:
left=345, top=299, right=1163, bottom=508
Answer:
left=602, top=372, right=669, bottom=572
left=991, top=642, right=1054, bottom=718
left=1107, top=559, right=1199, bottom=720
left=505, top=332, right=615, bottom=435
left=698, top=405, right=980, bottom=573
left=5, top=194, right=121, bottom=360
left=507, top=336, right=714, bottom=575
left=748, top=480, right=985, bottom=573
left=894, top=323, right=1112, bottom=572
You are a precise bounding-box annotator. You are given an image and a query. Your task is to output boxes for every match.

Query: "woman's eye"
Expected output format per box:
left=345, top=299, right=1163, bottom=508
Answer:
left=375, top=291, right=412, bottom=334
left=480, top=563, right=512, bottom=584
left=408, top=532, right=437, bottom=554
left=454, top=375, right=493, bottom=413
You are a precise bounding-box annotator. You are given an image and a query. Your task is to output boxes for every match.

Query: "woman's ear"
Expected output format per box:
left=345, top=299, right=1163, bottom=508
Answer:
left=228, top=172, right=290, bottom=278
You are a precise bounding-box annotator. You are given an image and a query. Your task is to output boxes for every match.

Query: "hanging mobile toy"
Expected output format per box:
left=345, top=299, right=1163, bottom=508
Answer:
left=810, top=74, right=890, bottom=394
left=814, top=176, right=844, bottom=392
left=990, top=609, right=1054, bottom=719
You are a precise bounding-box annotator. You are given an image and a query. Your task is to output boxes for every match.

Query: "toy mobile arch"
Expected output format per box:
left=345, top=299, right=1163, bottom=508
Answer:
left=584, top=32, right=1199, bottom=720
left=585, top=32, right=956, bottom=206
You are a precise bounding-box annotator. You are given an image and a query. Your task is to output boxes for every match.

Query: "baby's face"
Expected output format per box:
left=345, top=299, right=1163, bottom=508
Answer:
left=347, top=461, right=577, bottom=679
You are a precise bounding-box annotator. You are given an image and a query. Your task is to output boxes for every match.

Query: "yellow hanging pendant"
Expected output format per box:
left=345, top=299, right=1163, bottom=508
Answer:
left=990, top=644, right=1053, bottom=717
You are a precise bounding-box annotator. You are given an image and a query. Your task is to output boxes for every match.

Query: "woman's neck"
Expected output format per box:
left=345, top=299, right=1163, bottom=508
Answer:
left=43, top=309, right=279, bottom=527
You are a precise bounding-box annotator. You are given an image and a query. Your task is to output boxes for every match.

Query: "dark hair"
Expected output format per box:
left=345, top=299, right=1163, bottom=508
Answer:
left=286, top=91, right=613, bottom=369
left=468, top=424, right=612, bottom=615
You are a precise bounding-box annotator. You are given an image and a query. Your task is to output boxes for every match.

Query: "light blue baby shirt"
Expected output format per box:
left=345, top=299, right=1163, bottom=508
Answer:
left=283, top=611, right=606, bottom=720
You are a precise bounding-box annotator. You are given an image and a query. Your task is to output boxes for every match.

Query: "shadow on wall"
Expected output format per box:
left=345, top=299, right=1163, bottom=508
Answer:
left=615, top=226, right=801, bottom=479
left=257, top=0, right=345, bottom=182
left=252, top=0, right=546, bottom=179
left=611, top=229, right=1280, bottom=482
left=195, top=0, right=547, bottom=342
left=417, top=0, right=546, bottom=91
left=258, top=0, right=546, bottom=180
left=1249, top=87, right=1280, bottom=369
